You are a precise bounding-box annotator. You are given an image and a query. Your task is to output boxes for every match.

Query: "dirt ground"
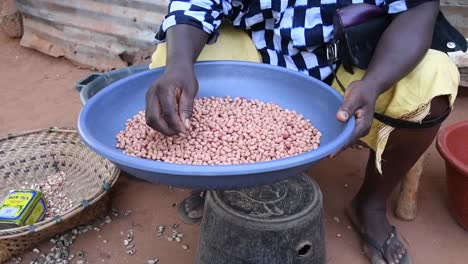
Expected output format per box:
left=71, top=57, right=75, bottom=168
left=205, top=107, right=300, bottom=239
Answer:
left=1, top=31, right=468, bottom=264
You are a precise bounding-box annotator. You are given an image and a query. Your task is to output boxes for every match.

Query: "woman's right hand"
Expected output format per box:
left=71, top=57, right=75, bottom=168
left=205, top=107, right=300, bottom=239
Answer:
left=145, top=65, right=199, bottom=136
left=146, top=24, right=209, bottom=136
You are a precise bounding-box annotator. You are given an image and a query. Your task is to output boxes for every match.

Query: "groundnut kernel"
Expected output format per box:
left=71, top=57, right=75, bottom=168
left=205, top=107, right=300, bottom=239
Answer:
left=116, top=97, right=322, bottom=165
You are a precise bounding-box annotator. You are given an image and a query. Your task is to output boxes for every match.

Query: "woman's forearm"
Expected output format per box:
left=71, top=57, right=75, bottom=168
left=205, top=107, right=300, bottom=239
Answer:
left=166, top=24, right=209, bottom=71
left=363, top=1, right=440, bottom=95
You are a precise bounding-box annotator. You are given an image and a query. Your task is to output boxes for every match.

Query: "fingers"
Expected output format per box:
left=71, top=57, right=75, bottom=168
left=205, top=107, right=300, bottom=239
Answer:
left=351, top=109, right=373, bottom=142
left=331, top=108, right=373, bottom=158
left=178, top=89, right=196, bottom=130
left=337, top=90, right=360, bottom=123
left=145, top=87, right=177, bottom=136
left=159, top=86, right=187, bottom=136
left=331, top=90, right=362, bottom=157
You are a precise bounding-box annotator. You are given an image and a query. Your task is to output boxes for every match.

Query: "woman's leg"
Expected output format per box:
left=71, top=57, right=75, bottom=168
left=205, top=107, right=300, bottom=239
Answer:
left=350, top=95, right=450, bottom=263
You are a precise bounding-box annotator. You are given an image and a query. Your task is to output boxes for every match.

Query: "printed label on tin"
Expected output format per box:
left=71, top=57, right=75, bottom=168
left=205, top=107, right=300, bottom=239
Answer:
left=0, top=191, right=35, bottom=220
left=0, top=207, right=20, bottom=218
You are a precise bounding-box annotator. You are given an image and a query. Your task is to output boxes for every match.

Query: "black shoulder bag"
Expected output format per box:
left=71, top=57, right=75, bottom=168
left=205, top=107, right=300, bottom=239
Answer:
left=327, top=3, right=467, bottom=129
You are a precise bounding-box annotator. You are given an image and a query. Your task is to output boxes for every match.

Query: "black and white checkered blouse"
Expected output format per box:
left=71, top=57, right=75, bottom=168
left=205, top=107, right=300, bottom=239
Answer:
left=155, top=0, right=430, bottom=81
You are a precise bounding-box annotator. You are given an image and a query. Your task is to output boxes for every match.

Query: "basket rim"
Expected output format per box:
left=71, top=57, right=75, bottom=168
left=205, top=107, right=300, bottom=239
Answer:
left=0, top=127, right=77, bottom=141
left=0, top=127, right=120, bottom=239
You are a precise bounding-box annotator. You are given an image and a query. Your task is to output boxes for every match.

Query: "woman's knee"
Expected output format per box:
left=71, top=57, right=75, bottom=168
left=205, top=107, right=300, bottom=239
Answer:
left=427, top=95, right=450, bottom=120
left=412, top=50, right=456, bottom=120
left=410, top=50, right=459, bottom=90
left=417, top=50, right=455, bottom=76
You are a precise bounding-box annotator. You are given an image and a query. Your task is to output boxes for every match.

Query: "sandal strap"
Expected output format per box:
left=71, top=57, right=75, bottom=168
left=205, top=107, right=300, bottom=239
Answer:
left=360, top=226, right=398, bottom=259
left=382, top=226, right=397, bottom=254
left=361, top=233, right=385, bottom=256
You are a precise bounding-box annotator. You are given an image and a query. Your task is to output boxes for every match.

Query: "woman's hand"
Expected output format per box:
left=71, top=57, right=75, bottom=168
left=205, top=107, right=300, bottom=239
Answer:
left=336, top=80, right=379, bottom=147
left=145, top=65, right=198, bottom=136
left=145, top=25, right=209, bottom=137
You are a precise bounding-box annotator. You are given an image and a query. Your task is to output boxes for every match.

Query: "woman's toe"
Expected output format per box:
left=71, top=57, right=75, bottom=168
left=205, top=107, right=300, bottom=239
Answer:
left=370, top=254, right=386, bottom=264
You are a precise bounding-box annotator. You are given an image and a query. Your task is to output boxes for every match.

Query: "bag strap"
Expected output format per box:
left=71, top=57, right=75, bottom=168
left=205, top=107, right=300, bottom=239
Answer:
left=326, top=43, right=451, bottom=130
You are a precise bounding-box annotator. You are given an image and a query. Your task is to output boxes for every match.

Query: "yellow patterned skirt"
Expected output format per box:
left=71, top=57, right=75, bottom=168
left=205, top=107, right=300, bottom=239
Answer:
left=150, top=24, right=460, bottom=173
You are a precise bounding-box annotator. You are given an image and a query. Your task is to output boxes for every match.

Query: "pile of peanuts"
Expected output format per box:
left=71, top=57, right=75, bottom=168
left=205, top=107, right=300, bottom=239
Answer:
left=116, top=97, right=322, bottom=165
left=24, top=171, right=74, bottom=218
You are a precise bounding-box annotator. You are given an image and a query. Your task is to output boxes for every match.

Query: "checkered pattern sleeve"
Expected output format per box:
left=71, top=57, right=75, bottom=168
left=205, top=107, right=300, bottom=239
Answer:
left=155, top=0, right=225, bottom=44
left=383, top=0, right=436, bottom=14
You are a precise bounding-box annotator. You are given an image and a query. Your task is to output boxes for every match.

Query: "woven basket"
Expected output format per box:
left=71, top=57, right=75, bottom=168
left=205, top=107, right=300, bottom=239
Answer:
left=0, top=128, right=120, bottom=263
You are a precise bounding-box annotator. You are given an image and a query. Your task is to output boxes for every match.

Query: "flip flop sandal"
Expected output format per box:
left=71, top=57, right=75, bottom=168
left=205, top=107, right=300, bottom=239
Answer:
left=360, top=226, right=412, bottom=264
left=177, top=190, right=206, bottom=225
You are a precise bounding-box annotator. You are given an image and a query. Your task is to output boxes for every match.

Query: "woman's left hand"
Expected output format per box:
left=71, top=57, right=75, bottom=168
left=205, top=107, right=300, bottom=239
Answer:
left=335, top=80, right=380, bottom=152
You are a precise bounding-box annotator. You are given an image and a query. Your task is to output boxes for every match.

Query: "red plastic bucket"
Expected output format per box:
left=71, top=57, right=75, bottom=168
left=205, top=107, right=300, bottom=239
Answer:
left=436, top=120, right=468, bottom=230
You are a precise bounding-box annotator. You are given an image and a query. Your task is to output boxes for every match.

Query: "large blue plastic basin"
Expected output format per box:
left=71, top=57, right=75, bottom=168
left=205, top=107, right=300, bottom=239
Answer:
left=78, top=61, right=355, bottom=189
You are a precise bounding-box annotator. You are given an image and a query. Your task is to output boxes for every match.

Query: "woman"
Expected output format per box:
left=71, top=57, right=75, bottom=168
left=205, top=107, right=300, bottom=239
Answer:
left=145, top=0, right=465, bottom=263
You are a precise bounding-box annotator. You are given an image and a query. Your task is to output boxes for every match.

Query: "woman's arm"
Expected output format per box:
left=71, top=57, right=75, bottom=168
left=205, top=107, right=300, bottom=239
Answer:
left=166, top=25, right=209, bottom=71
left=145, top=25, right=208, bottom=136
left=363, top=0, right=440, bottom=95
left=336, top=1, right=440, bottom=146
left=146, top=0, right=224, bottom=135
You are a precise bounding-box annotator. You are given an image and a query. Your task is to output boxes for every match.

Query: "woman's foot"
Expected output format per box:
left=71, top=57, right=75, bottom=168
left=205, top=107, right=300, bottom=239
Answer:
left=178, top=190, right=206, bottom=224
left=346, top=200, right=411, bottom=264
